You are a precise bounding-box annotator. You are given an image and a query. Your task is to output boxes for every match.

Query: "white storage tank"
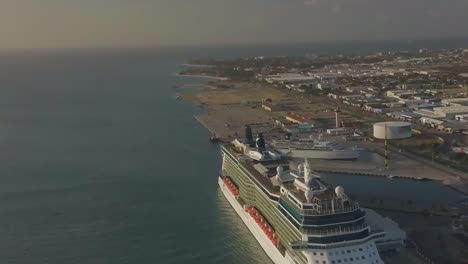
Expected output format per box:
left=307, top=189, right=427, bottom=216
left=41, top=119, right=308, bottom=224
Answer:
left=373, top=121, right=412, bottom=139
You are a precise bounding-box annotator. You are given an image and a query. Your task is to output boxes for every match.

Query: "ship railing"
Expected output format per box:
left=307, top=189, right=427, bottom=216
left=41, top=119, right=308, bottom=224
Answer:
left=281, top=194, right=360, bottom=216
left=300, top=202, right=361, bottom=216
left=303, top=222, right=369, bottom=236
left=290, top=230, right=386, bottom=250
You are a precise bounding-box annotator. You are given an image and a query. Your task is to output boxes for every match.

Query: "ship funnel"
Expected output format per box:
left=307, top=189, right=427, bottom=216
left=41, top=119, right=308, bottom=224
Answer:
left=256, top=133, right=266, bottom=152
left=245, top=125, right=254, bottom=147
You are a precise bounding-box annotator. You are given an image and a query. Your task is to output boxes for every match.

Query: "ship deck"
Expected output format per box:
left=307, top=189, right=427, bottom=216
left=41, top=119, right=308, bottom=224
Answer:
left=225, top=144, right=361, bottom=216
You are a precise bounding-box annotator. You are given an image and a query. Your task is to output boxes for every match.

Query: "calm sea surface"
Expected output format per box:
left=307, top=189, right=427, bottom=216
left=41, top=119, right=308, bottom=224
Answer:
left=0, top=46, right=461, bottom=264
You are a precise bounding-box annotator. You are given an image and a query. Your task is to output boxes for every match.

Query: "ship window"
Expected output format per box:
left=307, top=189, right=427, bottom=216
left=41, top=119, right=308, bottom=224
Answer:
left=347, top=250, right=351, bottom=253
left=350, top=258, right=353, bottom=261
left=337, top=260, right=341, bottom=263
left=315, top=261, right=319, bottom=264
left=332, top=261, right=336, bottom=264
left=313, top=252, right=317, bottom=256
left=361, top=256, right=365, bottom=259
left=322, top=261, right=326, bottom=264
left=320, top=252, right=324, bottom=256
left=359, top=248, right=363, bottom=251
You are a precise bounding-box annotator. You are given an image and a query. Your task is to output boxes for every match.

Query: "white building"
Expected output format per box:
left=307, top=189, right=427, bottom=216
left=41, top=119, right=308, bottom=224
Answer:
left=420, top=117, right=444, bottom=126
left=386, top=90, right=417, bottom=99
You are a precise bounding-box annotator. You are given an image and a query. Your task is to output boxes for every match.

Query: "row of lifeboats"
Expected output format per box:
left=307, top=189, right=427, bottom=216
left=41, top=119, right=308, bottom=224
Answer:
left=223, top=177, right=239, bottom=196
left=247, top=207, right=279, bottom=247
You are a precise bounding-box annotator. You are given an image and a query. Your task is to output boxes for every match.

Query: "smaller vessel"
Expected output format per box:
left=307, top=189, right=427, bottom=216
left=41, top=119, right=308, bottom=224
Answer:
left=271, top=136, right=360, bottom=160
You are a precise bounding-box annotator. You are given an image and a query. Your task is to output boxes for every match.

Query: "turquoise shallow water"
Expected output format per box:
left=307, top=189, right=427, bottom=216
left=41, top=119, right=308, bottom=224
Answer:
left=0, top=48, right=460, bottom=264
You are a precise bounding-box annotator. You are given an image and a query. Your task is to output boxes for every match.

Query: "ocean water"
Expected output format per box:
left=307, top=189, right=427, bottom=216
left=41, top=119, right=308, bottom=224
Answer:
left=0, top=50, right=272, bottom=264
left=0, top=46, right=461, bottom=264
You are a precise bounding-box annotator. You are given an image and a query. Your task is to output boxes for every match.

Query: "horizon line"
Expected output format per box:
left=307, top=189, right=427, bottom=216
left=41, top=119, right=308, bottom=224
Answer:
left=1, top=36, right=467, bottom=55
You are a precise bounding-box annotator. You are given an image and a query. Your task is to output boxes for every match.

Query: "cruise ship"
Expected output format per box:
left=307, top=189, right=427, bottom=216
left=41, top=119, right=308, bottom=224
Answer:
left=218, top=129, right=406, bottom=264
left=271, top=137, right=360, bottom=160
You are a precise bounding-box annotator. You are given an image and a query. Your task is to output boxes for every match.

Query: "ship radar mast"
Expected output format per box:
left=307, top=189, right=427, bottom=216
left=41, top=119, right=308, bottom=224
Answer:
left=304, top=159, right=315, bottom=202
left=304, top=158, right=312, bottom=183
left=276, top=166, right=283, bottom=182
left=335, top=186, right=349, bottom=206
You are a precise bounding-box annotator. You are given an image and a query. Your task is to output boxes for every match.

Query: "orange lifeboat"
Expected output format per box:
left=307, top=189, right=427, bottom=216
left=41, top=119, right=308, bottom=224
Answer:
left=246, top=206, right=280, bottom=247
left=224, top=177, right=239, bottom=197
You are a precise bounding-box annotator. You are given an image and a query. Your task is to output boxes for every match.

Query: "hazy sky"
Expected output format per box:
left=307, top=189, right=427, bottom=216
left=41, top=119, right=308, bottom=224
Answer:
left=1, top=0, right=468, bottom=49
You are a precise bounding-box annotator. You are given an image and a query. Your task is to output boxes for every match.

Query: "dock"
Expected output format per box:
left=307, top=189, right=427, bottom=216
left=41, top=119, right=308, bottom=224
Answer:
left=315, top=169, right=432, bottom=181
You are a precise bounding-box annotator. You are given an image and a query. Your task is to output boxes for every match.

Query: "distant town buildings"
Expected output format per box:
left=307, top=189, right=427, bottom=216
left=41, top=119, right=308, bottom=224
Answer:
left=253, top=48, right=467, bottom=134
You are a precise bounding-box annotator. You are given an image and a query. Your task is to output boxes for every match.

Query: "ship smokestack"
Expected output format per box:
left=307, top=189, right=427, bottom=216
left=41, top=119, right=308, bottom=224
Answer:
left=245, top=125, right=254, bottom=147
left=256, top=133, right=266, bottom=152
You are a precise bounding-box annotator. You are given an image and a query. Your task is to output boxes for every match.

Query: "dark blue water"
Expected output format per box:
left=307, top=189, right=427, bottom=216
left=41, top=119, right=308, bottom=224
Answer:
left=0, top=46, right=461, bottom=264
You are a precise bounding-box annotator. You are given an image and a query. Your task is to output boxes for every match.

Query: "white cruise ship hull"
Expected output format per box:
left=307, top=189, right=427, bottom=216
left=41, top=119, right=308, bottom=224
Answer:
left=218, top=177, right=294, bottom=264
left=218, top=178, right=385, bottom=264
left=276, top=148, right=360, bottom=160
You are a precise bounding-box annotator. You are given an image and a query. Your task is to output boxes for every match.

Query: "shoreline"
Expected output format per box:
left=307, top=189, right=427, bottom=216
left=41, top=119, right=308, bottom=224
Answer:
left=177, top=73, right=229, bottom=81
left=174, top=72, right=468, bottom=197
left=181, top=63, right=215, bottom=68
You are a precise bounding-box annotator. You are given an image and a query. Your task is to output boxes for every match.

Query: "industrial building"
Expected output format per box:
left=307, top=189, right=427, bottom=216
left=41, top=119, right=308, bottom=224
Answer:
left=441, top=97, right=468, bottom=106
left=420, top=117, right=444, bottom=127
left=285, top=112, right=307, bottom=124
left=433, top=106, right=468, bottom=118
left=455, top=114, right=468, bottom=121
left=264, top=73, right=317, bottom=83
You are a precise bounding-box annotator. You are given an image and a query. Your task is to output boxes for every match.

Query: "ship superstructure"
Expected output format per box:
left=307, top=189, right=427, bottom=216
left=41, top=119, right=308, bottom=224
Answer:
left=218, top=126, right=406, bottom=264
left=271, top=137, right=360, bottom=160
